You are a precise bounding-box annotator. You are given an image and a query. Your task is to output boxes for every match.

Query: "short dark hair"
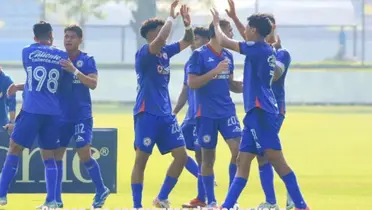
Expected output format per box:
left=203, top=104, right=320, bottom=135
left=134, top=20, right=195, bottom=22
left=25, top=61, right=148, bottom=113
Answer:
left=194, top=26, right=210, bottom=40
left=209, top=19, right=230, bottom=38
left=64, top=25, right=83, bottom=38
left=140, top=18, right=165, bottom=39
left=263, top=13, right=276, bottom=24
left=33, top=21, right=53, bottom=40
left=247, top=14, right=272, bottom=38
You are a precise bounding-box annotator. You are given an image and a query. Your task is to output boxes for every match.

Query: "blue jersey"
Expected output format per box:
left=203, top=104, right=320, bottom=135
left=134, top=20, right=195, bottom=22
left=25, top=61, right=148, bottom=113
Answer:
left=0, top=71, right=16, bottom=126
left=239, top=41, right=278, bottom=114
left=59, top=51, right=97, bottom=122
left=133, top=42, right=181, bottom=116
left=22, top=43, right=68, bottom=115
left=187, top=44, right=236, bottom=119
left=272, top=49, right=291, bottom=115
left=183, top=60, right=197, bottom=125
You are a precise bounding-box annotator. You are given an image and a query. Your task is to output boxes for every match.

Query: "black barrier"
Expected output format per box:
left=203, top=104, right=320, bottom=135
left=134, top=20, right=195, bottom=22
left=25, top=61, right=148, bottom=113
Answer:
left=0, top=128, right=117, bottom=193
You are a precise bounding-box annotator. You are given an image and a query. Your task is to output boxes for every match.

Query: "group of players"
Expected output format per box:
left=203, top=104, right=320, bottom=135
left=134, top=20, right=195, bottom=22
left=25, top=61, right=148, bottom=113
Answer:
left=0, top=24, right=110, bottom=209
left=132, top=0, right=310, bottom=210
left=0, top=0, right=310, bottom=209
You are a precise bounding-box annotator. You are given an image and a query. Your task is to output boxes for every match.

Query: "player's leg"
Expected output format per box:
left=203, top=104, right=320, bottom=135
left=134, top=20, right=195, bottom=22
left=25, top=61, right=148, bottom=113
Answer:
left=218, top=115, right=241, bottom=188
left=182, top=126, right=207, bottom=208
left=181, top=123, right=199, bottom=178
left=38, top=115, right=62, bottom=208
left=221, top=112, right=258, bottom=209
left=260, top=111, right=309, bottom=210
left=131, top=113, right=157, bottom=208
left=154, top=115, right=187, bottom=208
left=0, top=111, right=39, bottom=206
left=256, top=155, right=277, bottom=208
left=74, top=118, right=109, bottom=208
left=197, top=117, right=218, bottom=207
left=37, top=122, right=73, bottom=209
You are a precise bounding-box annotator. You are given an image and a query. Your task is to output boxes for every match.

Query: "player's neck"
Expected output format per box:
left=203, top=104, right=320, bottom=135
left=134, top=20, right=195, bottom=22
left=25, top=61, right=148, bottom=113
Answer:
left=208, top=39, right=222, bottom=54
left=68, top=49, right=81, bottom=60
left=38, top=40, right=51, bottom=46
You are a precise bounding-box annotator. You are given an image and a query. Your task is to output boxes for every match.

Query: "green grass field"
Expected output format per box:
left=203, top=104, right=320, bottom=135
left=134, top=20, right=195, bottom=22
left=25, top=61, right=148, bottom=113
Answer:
left=4, top=105, right=372, bottom=210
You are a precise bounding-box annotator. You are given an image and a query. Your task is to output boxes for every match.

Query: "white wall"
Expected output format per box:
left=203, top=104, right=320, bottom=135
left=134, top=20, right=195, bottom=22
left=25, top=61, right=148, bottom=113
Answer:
left=6, top=69, right=372, bottom=105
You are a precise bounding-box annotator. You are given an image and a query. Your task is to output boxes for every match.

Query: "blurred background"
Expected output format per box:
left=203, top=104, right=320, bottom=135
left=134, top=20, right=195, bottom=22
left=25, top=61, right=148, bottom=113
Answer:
left=0, top=0, right=371, bottom=105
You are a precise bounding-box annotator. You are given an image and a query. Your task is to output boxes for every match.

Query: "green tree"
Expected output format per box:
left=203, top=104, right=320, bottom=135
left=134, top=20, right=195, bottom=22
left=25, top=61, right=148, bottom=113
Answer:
left=125, top=0, right=214, bottom=48
left=42, top=0, right=123, bottom=48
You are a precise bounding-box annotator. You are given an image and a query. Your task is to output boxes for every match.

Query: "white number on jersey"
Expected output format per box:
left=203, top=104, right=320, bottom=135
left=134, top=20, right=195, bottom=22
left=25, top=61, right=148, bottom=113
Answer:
left=267, top=55, right=276, bottom=86
left=227, top=116, right=238, bottom=126
left=26, top=66, right=60, bottom=93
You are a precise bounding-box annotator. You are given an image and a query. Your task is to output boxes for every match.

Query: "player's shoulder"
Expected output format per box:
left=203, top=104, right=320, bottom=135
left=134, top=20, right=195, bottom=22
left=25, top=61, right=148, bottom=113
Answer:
left=222, top=48, right=233, bottom=57
left=276, top=48, right=291, bottom=59
left=80, top=51, right=95, bottom=60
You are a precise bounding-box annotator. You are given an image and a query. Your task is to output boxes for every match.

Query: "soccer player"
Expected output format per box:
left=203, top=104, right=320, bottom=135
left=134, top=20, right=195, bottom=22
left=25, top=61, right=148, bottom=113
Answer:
left=187, top=19, right=243, bottom=208
left=0, top=67, right=16, bottom=134
left=36, top=25, right=109, bottom=209
left=210, top=9, right=310, bottom=210
left=172, top=26, right=210, bottom=208
left=131, top=1, right=194, bottom=208
left=0, top=21, right=68, bottom=208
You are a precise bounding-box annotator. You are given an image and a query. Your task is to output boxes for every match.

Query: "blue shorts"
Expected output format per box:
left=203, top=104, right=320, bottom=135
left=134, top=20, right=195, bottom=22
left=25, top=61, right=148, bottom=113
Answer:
left=11, top=110, right=60, bottom=150
left=59, top=118, right=93, bottom=148
left=197, top=115, right=242, bottom=149
left=181, top=123, right=200, bottom=151
left=240, top=108, right=281, bottom=155
left=277, top=114, right=285, bottom=133
left=134, top=112, right=185, bottom=155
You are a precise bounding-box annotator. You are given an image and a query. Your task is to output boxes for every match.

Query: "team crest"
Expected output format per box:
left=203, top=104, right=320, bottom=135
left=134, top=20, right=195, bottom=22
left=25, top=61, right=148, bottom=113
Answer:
left=202, top=135, right=211, bottom=143
left=162, top=52, right=168, bottom=60
left=143, top=137, right=152, bottom=147
left=76, top=60, right=84, bottom=68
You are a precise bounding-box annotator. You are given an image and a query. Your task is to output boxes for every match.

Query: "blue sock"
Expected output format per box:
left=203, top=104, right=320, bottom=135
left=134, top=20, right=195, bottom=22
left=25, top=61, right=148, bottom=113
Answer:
left=44, top=158, right=57, bottom=202
left=84, top=158, right=105, bottom=194
left=281, top=171, right=307, bottom=209
left=158, top=175, right=178, bottom=200
left=0, top=154, right=19, bottom=197
left=222, top=177, right=247, bottom=209
left=196, top=166, right=206, bottom=202
left=259, top=163, right=276, bottom=204
left=55, top=160, right=63, bottom=203
left=185, top=156, right=198, bottom=178
left=202, top=175, right=216, bottom=204
left=229, top=163, right=237, bottom=188
left=131, top=183, right=143, bottom=208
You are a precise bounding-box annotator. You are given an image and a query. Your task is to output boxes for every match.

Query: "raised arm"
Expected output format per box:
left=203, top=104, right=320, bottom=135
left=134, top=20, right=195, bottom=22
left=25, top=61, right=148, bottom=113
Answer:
left=149, top=0, right=180, bottom=54
left=178, top=5, right=194, bottom=51
left=61, top=58, right=98, bottom=90
left=211, top=8, right=241, bottom=53
left=225, top=0, right=246, bottom=40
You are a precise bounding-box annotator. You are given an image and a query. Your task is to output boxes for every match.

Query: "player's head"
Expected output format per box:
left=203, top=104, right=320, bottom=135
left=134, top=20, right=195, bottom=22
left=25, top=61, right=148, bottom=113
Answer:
left=209, top=19, right=233, bottom=40
left=33, top=21, right=53, bottom=44
left=140, top=18, right=165, bottom=42
left=64, top=25, right=83, bottom=52
left=244, top=13, right=272, bottom=41
left=263, top=13, right=276, bottom=44
left=191, top=26, right=210, bottom=51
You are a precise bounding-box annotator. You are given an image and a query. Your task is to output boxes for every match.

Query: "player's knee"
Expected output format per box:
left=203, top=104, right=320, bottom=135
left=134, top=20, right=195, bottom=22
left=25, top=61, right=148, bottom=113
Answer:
left=133, top=150, right=150, bottom=170
left=77, top=145, right=91, bottom=162
left=8, top=139, right=24, bottom=155
left=54, top=147, right=67, bottom=161
left=40, top=149, right=55, bottom=160
left=256, top=155, right=269, bottom=166
left=195, top=150, right=202, bottom=165
left=236, top=152, right=255, bottom=168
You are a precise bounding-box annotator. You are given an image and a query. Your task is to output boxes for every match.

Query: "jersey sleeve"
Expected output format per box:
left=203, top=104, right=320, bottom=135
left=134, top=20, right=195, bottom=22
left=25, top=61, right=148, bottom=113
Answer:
left=275, top=50, right=291, bottom=72
left=163, top=42, right=181, bottom=59
left=238, top=41, right=259, bottom=57
left=85, top=57, right=98, bottom=75
left=187, top=50, right=203, bottom=75
left=3, top=76, right=16, bottom=112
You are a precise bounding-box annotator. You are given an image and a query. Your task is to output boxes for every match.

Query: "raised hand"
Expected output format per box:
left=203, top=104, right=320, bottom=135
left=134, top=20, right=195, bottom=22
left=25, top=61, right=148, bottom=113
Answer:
left=170, top=0, right=180, bottom=19
left=180, top=5, right=191, bottom=27
left=272, top=34, right=282, bottom=50
left=225, top=0, right=237, bottom=19
left=210, top=8, right=220, bottom=26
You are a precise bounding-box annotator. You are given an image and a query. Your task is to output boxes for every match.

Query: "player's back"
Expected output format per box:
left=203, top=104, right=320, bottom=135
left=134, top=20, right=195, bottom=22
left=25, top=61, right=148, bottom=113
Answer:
left=240, top=41, right=278, bottom=114
left=22, top=43, right=68, bottom=115
left=272, top=48, right=291, bottom=115
left=189, top=45, right=236, bottom=119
